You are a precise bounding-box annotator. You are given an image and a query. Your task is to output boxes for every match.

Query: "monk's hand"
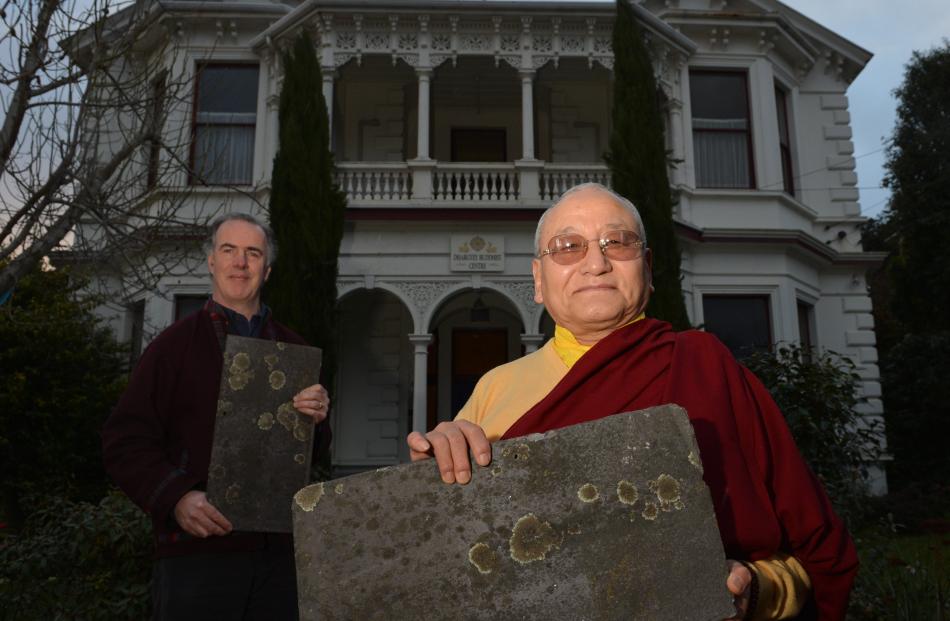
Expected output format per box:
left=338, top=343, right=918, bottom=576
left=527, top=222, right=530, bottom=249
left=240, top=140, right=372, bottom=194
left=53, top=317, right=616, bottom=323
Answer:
left=173, top=490, right=233, bottom=538
left=294, top=383, right=330, bottom=423
left=724, top=559, right=753, bottom=620
left=406, top=420, right=491, bottom=485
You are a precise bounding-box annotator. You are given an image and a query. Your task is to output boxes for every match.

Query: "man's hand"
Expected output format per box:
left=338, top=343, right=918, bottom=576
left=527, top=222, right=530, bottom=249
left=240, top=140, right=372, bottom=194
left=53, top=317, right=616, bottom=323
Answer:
left=724, top=559, right=754, bottom=620
left=406, top=420, right=491, bottom=484
left=173, top=490, right=233, bottom=538
left=294, top=383, right=330, bottom=422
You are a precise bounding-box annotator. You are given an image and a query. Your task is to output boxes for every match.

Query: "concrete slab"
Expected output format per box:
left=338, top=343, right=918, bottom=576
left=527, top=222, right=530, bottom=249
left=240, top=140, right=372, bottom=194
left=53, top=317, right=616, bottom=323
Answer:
left=293, top=404, right=735, bottom=620
left=206, top=335, right=322, bottom=533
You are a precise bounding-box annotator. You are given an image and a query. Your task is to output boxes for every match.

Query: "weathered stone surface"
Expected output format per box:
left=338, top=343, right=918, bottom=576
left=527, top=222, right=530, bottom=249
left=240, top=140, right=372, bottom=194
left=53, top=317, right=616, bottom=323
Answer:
left=293, top=404, right=735, bottom=620
left=206, top=335, right=322, bottom=533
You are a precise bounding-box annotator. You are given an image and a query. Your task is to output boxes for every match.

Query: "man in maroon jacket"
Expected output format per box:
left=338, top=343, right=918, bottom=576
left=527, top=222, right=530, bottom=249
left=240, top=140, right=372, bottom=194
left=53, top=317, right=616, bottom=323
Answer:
left=408, top=184, right=858, bottom=620
left=103, top=213, right=330, bottom=620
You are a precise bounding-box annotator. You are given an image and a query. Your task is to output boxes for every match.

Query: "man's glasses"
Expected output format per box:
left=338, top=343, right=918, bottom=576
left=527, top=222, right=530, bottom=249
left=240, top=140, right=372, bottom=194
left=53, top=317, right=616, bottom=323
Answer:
left=538, top=230, right=646, bottom=265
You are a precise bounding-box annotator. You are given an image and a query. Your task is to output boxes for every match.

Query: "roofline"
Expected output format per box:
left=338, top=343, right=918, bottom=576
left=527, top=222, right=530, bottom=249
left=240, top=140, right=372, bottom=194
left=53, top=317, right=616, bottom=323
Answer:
left=250, top=0, right=696, bottom=55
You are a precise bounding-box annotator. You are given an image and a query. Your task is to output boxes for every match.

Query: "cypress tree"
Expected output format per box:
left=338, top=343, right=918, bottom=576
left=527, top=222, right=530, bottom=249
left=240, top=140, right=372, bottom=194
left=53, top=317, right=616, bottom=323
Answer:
left=606, top=0, right=690, bottom=329
left=265, top=32, right=347, bottom=400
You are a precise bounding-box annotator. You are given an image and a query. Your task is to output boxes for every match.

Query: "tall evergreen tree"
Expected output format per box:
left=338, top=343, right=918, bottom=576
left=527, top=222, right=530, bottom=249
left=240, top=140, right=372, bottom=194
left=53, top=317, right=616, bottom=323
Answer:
left=880, top=42, right=950, bottom=334
left=265, top=33, right=347, bottom=400
left=606, top=0, right=690, bottom=329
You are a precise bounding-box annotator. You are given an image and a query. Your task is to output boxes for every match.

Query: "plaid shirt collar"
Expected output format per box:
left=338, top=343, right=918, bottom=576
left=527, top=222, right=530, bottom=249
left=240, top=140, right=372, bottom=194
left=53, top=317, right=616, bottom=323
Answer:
left=203, top=297, right=274, bottom=349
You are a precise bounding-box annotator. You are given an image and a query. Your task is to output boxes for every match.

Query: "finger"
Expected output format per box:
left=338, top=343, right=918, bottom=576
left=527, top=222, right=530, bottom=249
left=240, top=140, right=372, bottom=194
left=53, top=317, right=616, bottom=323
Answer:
left=407, top=431, right=432, bottom=459
left=426, top=431, right=456, bottom=483
left=442, top=425, right=474, bottom=484
left=459, top=421, right=492, bottom=466
left=201, top=501, right=233, bottom=534
left=726, top=561, right=750, bottom=596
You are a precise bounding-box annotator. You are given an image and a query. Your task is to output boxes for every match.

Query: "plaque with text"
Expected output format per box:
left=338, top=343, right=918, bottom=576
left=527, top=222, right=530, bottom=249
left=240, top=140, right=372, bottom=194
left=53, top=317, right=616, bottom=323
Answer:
left=206, top=335, right=322, bottom=533
left=292, top=404, right=735, bottom=620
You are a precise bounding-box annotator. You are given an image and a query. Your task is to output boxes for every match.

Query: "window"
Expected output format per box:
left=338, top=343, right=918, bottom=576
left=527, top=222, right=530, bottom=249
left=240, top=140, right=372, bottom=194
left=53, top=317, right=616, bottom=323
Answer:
left=775, top=85, right=794, bottom=195
left=690, top=71, right=754, bottom=188
left=146, top=73, right=167, bottom=189
left=797, top=300, right=814, bottom=351
left=128, top=300, right=145, bottom=366
left=192, top=64, right=259, bottom=185
left=175, top=294, right=207, bottom=321
left=702, top=295, right=772, bottom=358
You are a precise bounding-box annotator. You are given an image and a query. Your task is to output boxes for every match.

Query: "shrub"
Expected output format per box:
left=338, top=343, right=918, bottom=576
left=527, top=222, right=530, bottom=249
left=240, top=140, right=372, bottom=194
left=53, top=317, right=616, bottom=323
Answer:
left=0, top=491, right=152, bottom=621
left=0, top=265, right=128, bottom=525
left=744, top=344, right=882, bottom=521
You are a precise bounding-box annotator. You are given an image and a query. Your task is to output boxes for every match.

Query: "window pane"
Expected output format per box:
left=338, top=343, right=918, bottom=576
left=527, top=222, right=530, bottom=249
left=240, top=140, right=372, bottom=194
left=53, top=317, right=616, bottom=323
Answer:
left=175, top=295, right=207, bottom=321
left=194, top=125, right=255, bottom=184
left=691, top=72, right=749, bottom=120
left=196, top=65, right=259, bottom=114
left=690, top=71, right=753, bottom=189
left=702, top=295, right=772, bottom=358
left=694, top=132, right=751, bottom=188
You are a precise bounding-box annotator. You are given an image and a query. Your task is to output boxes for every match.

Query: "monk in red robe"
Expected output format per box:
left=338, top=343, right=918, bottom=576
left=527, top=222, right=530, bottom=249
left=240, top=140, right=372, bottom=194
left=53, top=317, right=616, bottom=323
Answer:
left=407, top=183, right=857, bottom=620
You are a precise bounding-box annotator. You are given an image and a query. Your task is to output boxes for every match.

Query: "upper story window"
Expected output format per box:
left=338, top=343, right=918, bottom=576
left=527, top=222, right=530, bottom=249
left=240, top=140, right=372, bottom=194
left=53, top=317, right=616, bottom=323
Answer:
left=690, top=71, right=755, bottom=189
left=775, top=84, right=794, bottom=196
left=192, top=64, right=259, bottom=186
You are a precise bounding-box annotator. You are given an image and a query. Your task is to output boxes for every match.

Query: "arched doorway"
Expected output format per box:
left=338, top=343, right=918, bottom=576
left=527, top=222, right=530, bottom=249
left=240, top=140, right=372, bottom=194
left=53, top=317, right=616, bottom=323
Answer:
left=427, top=289, right=524, bottom=428
left=334, top=289, right=413, bottom=474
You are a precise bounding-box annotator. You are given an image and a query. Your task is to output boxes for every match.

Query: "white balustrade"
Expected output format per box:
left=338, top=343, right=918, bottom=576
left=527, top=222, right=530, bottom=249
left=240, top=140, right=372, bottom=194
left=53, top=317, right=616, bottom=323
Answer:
left=336, top=163, right=412, bottom=201
left=432, top=164, right=519, bottom=202
left=539, top=164, right=611, bottom=201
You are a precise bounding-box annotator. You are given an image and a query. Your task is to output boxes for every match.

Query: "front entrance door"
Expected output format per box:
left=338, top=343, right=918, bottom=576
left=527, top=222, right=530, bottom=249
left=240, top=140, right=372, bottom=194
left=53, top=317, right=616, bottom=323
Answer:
left=451, top=329, right=508, bottom=414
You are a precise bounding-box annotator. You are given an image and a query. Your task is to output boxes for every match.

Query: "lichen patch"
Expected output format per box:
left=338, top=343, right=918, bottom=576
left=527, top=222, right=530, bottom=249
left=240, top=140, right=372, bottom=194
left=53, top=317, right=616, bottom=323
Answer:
left=264, top=354, right=279, bottom=369
left=509, top=513, right=560, bottom=564
left=225, top=483, right=241, bottom=504
left=617, top=480, right=638, bottom=506
left=294, top=453, right=305, bottom=465
left=649, top=474, right=682, bottom=511
left=468, top=542, right=499, bottom=574
left=269, top=370, right=286, bottom=390
left=577, top=483, right=600, bottom=503
left=334, top=483, right=345, bottom=495
left=688, top=450, right=703, bottom=471
left=257, top=412, right=275, bottom=430
left=276, top=402, right=296, bottom=430
left=294, top=483, right=325, bottom=512
left=502, top=443, right=531, bottom=461
left=641, top=502, right=658, bottom=521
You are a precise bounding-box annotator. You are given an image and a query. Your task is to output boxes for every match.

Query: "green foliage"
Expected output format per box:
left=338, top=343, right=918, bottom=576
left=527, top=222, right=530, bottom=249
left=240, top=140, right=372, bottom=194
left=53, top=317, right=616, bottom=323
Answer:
left=849, top=522, right=950, bottom=621
left=606, top=0, right=690, bottom=330
left=265, top=32, right=347, bottom=405
left=880, top=332, right=950, bottom=488
left=0, top=491, right=152, bottom=621
left=744, top=344, right=881, bottom=517
left=880, top=41, right=950, bottom=334
left=0, top=265, right=128, bottom=526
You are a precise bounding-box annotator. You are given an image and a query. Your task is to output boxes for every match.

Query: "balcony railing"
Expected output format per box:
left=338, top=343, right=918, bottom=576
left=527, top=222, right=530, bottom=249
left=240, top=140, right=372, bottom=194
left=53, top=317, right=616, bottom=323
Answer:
left=336, top=162, right=411, bottom=202
left=337, top=161, right=610, bottom=208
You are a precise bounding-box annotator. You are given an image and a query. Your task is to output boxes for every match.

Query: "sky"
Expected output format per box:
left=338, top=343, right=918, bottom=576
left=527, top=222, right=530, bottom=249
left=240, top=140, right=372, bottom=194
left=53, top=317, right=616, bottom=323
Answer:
left=784, top=0, right=950, bottom=218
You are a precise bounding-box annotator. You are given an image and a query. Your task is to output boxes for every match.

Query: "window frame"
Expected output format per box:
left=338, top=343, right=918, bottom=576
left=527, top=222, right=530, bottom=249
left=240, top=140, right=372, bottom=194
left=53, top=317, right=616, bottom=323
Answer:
left=700, top=293, right=774, bottom=359
left=774, top=83, right=795, bottom=196
left=189, top=62, right=259, bottom=186
left=689, top=69, right=756, bottom=190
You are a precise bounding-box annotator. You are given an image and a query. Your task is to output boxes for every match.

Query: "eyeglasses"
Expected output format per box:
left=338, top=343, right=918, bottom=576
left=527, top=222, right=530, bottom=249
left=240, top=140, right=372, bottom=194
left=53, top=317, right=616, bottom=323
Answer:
left=538, top=230, right=646, bottom=265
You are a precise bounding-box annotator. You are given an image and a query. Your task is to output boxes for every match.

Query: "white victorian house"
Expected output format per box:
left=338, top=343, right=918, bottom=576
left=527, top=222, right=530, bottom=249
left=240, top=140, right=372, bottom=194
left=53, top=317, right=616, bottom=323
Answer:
left=93, top=0, right=885, bottom=486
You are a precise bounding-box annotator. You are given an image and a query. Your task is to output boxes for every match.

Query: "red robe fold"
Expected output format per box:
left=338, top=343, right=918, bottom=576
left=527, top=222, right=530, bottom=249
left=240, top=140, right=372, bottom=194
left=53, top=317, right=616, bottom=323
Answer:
left=503, top=318, right=857, bottom=620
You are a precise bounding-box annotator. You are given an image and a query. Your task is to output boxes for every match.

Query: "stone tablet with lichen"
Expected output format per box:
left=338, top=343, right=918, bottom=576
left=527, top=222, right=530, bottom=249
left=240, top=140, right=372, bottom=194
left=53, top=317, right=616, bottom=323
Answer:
left=206, top=335, right=321, bottom=533
left=292, top=404, right=736, bottom=620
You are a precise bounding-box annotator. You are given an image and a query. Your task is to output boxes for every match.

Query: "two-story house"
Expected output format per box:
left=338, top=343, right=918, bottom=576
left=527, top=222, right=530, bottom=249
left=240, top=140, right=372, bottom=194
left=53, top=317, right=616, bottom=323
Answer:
left=92, top=0, right=884, bottom=487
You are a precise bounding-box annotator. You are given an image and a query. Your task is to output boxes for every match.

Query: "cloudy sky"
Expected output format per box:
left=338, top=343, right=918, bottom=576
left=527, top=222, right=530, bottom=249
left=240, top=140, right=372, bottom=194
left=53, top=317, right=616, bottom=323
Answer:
left=785, top=0, right=950, bottom=218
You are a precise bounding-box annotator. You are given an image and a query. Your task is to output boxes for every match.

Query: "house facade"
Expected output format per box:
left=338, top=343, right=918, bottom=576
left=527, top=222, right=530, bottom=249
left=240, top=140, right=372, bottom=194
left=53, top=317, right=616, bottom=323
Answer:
left=97, top=0, right=885, bottom=486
